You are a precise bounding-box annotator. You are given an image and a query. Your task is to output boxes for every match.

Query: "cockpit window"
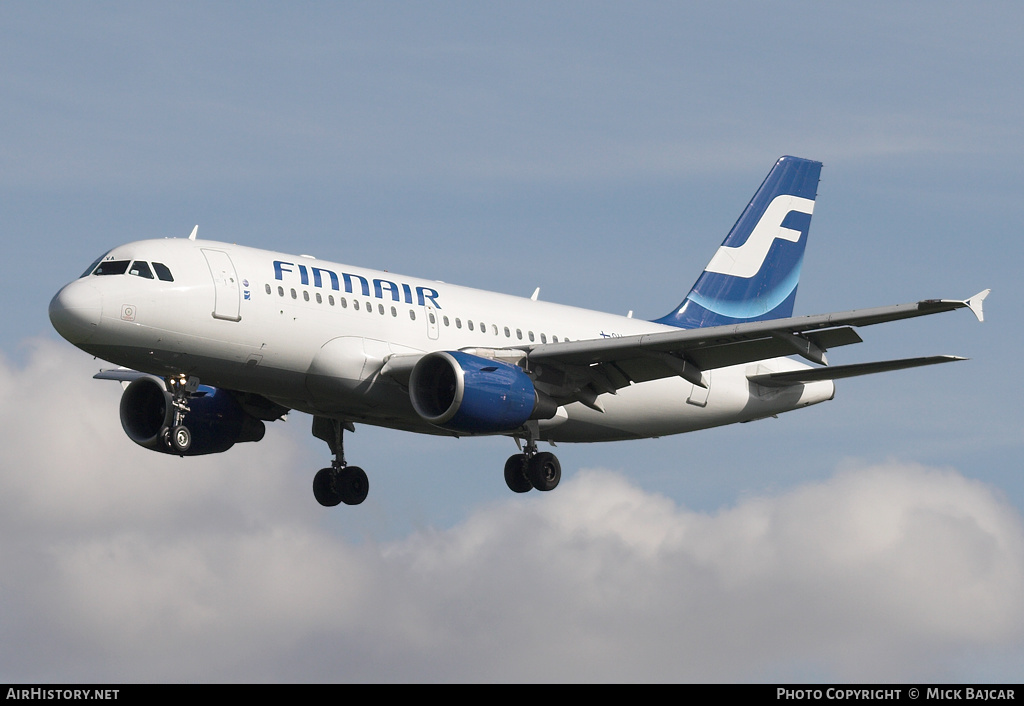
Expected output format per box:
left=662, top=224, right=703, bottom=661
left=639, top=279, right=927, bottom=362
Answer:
left=129, top=261, right=154, bottom=279
left=92, top=260, right=130, bottom=276
left=80, top=253, right=110, bottom=278
left=152, top=262, right=174, bottom=282
left=87, top=258, right=173, bottom=281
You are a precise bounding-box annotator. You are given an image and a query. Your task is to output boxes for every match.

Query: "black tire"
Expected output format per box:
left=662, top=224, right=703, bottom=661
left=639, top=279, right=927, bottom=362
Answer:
left=527, top=452, right=561, bottom=492
left=312, top=467, right=342, bottom=507
left=504, top=454, right=533, bottom=493
left=170, top=425, right=191, bottom=453
left=338, top=466, right=369, bottom=506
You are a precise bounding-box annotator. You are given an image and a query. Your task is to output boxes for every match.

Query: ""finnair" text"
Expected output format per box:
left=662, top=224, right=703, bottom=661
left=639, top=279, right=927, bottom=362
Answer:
left=273, top=261, right=441, bottom=308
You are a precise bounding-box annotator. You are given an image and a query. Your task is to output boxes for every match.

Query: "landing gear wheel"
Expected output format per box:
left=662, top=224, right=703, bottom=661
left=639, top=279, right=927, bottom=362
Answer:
left=338, top=466, right=369, bottom=506
left=313, top=468, right=343, bottom=507
left=504, top=454, right=533, bottom=493
left=527, top=451, right=561, bottom=491
left=169, top=425, right=191, bottom=454
left=311, top=417, right=369, bottom=507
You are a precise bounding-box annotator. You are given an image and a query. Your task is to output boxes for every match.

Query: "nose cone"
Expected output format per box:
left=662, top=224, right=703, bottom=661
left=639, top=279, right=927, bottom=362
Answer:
left=49, top=280, right=103, bottom=344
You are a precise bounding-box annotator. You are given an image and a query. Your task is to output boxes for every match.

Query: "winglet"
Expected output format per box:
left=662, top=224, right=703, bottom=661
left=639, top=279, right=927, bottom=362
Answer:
left=189, top=225, right=198, bottom=241
left=928, top=289, right=990, bottom=322
left=965, top=289, right=990, bottom=322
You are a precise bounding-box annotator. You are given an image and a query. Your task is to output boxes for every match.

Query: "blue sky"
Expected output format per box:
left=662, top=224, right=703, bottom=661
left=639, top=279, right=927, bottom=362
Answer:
left=2, top=2, right=1023, bottom=682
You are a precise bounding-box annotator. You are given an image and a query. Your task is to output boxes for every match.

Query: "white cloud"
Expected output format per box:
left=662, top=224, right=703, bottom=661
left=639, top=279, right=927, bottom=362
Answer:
left=2, top=341, right=1022, bottom=682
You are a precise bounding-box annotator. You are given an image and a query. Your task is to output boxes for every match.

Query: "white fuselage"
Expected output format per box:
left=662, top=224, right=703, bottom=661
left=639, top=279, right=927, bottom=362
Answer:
left=50, top=237, right=834, bottom=442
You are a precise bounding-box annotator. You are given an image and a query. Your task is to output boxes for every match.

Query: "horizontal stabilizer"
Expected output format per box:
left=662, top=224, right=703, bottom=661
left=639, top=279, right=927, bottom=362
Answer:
left=747, top=355, right=966, bottom=388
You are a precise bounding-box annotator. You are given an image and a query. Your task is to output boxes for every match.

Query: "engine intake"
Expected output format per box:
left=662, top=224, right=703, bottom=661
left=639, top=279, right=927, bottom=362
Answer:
left=409, top=351, right=556, bottom=433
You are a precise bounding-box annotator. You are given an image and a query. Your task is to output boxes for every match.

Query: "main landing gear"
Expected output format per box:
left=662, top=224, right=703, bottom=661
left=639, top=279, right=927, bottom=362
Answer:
left=308, top=418, right=560, bottom=506
left=504, top=427, right=561, bottom=494
left=311, top=416, right=369, bottom=507
left=163, top=374, right=198, bottom=455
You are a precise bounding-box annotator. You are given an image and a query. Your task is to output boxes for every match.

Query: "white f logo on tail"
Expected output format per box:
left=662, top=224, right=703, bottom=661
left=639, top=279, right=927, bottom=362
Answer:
left=704, top=195, right=815, bottom=279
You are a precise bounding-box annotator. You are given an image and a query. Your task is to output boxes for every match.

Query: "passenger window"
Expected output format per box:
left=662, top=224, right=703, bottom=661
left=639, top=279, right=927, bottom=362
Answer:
left=443, top=316, right=450, bottom=326
left=316, top=293, right=322, bottom=304
left=528, top=331, right=535, bottom=342
left=291, top=289, right=297, bottom=299
left=378, top=303, right=384, bottom=315
left=504, top=327, right=510, bottom=338
left=391, top=306, right=397, bottom=317
left=265, top=284, right=271, bottom=295
left=516, top=329, right=523, bottom=340
left=93, top=260, right=130, bottom=276
left=278, top=286, right=284, bottom=297
left=353, top=300, right=360, bottom=310
left=409, top=310, right=416, bottom=320
left=153, top=262, right=174, bottom=282
left=129, top=261, right=154, bottom=279
left=329, top=295, right=335, bottom=306
left=468, top=321, right=474, bottom=331
left=341, top=297, right=347, bottom=308
left=303, top=291, right=310, bottom=302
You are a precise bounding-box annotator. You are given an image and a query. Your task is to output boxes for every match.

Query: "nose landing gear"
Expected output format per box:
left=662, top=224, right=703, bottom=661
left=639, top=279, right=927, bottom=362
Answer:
left=308, top=418, right=560, bottom=505
left=163, top=374, right=198, bottom=454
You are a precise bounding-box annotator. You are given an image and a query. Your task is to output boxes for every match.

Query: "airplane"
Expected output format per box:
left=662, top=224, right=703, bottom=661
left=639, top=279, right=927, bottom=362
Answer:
left=49, top=156, right=989, bottom=508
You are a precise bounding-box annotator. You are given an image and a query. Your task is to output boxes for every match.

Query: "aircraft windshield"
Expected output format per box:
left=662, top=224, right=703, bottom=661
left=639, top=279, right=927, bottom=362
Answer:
left=79, top=252, right=111, bottom=278
left=89, top=259, right=173, bottom=281
left=92, top=260, right=130, bottom=276
left=129, top=261, right=154, bottom=279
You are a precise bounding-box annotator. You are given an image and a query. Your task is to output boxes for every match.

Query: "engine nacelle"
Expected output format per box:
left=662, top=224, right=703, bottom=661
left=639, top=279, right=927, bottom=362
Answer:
left=119, top=377, right=266, bottom=455
left=409, top=351, right=556, bottom=433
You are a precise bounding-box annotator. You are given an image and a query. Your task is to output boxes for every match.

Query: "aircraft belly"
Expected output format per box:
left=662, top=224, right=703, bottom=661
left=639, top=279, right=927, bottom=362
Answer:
left=303, top=336, right=421, bottom=416
left=544, top=377, right=733, bottom=442
left=544, top=361, right=831, bottom=443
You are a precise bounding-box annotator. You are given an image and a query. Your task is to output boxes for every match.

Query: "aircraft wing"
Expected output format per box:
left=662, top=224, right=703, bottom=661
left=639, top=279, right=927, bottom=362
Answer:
left=522, top=290, right=989, bottom=404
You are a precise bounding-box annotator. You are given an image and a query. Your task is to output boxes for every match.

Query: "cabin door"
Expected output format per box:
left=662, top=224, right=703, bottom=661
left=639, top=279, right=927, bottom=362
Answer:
left=202, top=249, right=241, bottom=322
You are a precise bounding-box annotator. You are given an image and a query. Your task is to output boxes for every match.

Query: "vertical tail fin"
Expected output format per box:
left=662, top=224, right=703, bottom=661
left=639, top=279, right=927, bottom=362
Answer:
left=653, top=156, right=822, bottom=329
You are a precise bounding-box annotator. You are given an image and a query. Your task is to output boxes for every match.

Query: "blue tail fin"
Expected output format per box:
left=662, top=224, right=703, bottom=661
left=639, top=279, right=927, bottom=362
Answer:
left=653, top=156, right=822, bottom=329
